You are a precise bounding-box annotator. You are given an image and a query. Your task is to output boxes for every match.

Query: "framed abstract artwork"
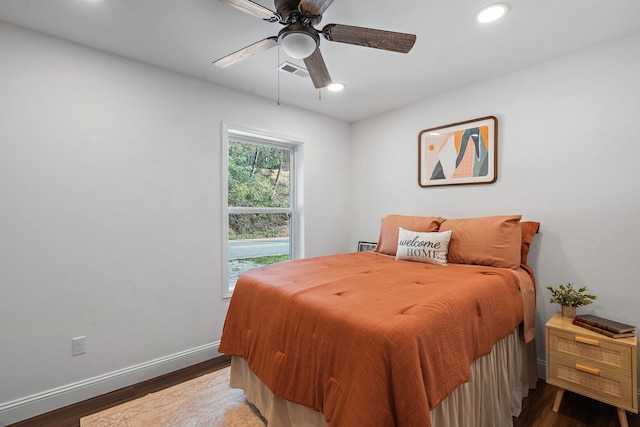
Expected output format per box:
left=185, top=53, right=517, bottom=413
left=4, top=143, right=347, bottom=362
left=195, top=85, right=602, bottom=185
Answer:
left=418, top=116, right=498, bottom=187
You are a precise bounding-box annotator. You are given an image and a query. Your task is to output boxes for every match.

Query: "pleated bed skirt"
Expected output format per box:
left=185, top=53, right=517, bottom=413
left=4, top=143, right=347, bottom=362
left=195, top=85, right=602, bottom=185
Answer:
left=230, top=328, right=538, bottom=427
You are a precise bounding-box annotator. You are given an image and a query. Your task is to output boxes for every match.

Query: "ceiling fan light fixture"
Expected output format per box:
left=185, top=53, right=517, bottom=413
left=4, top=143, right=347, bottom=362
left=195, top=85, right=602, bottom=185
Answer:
left=280, top=32, right=318, bottom=59
left=476, top=3, right=510, bottom=23
left=278, top=25, right=319, bottom=59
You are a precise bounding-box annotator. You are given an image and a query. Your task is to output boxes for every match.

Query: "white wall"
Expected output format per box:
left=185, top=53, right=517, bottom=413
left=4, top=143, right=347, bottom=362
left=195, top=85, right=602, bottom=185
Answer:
left=0, top=22, right=351, bottom=424
left=349, top=32, right=640, bottom=381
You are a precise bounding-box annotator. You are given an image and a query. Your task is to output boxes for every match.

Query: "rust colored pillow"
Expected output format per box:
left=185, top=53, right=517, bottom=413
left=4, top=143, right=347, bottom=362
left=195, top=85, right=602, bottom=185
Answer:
left=439, top=215, right=522, bottom=269
left=375, top=215, right=445, bottom=256
left=521, top=221, right=540, bottom=265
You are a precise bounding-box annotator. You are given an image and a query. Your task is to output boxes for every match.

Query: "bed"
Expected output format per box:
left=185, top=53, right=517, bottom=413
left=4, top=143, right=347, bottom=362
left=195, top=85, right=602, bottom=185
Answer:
left=219, top=214, right=540, bottom=427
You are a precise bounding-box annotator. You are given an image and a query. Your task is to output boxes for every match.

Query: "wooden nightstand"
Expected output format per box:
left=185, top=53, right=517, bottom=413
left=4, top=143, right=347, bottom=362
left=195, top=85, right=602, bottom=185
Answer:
left=546, top=313, right=638, bottom=427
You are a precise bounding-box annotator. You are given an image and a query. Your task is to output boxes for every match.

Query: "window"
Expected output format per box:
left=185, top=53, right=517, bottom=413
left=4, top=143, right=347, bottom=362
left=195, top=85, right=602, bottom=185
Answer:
left=222, top=126, right=302, bottom=298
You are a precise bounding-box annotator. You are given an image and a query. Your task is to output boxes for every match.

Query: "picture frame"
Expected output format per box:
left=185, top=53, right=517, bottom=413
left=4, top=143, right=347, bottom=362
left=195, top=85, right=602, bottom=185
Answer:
left=418, top=116, right=498, bottom=187
left=357, top=241, right=377, bottom=252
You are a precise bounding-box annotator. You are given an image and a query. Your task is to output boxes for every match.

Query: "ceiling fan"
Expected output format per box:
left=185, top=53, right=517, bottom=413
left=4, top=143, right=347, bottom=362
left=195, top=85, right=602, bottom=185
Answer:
left=213, top=0, right=417, bottom=89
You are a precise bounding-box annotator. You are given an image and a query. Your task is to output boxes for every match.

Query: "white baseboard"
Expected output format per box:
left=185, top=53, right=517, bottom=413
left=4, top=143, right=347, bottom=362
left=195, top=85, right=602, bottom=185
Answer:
left=0, top=341, right=220, bottom=426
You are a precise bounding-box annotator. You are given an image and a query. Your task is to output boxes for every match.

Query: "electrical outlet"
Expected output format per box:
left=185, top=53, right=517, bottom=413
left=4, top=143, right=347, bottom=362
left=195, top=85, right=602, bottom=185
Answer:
left=72, top=336, right=86, bottom=356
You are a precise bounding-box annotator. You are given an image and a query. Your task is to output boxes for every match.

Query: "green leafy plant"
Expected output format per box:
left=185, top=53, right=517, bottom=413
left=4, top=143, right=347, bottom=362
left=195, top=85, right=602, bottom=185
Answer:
left=546, top=283, right=597, bottom=307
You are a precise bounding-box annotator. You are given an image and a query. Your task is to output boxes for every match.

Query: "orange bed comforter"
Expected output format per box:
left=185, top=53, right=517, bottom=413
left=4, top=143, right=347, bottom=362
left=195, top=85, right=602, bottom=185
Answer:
left=219, top=251, right=534, bottom=427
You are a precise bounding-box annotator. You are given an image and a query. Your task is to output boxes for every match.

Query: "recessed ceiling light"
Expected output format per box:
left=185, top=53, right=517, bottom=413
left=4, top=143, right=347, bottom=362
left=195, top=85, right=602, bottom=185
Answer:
left=476, top=3, right=510, bottom=23
left=327, top=83, right=345, bottom=92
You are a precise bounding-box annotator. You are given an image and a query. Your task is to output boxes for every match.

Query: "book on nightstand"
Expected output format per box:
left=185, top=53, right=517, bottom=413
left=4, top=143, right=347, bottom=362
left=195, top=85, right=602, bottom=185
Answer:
left=574, top=314, right=636, bottom=334
left=573, top=316, right=636, bottom=339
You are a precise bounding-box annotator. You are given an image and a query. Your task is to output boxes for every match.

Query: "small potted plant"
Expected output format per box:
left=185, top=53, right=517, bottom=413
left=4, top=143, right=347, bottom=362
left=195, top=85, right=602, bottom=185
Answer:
left=546, top=282, right=597, bottom=319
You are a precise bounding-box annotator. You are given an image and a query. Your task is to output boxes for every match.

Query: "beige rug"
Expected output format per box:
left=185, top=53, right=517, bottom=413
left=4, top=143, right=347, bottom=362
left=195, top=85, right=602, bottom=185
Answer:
left=81, top=367, right=266, bottom=426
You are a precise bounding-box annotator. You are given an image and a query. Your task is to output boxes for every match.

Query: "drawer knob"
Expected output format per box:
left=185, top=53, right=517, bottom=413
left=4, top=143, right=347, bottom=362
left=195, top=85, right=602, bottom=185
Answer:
left=575, top=336, right=600, bottom=346
left=575, top=363, right=600, bottom=376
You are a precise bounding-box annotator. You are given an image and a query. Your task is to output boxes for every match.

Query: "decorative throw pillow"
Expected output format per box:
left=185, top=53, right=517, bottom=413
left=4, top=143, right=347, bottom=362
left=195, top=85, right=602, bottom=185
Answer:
left=395, top=228, right=453, bottom=266
left=439, top=215, right=522, bottom=269
left=375, top=215, right=445, bottom=256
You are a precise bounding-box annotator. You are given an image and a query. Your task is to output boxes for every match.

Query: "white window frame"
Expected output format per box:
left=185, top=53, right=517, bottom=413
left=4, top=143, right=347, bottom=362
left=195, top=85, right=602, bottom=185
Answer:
left=221, top=123, right=304, bottom=299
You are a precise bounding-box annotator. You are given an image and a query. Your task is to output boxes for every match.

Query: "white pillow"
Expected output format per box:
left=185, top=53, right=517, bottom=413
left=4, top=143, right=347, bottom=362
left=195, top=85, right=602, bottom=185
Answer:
left=395, top=227, right=453, bottom=266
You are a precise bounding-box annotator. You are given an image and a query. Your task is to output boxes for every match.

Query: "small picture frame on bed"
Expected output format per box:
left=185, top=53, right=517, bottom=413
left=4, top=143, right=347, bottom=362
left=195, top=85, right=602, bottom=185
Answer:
left=418, top=116, right=498, bottom=187
left=357, top=241, right=377, bottom=252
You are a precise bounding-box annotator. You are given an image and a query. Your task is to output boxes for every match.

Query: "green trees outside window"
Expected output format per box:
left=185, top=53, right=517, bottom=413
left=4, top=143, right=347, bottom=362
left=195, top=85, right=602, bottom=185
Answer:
left=226, top=138, right=297, bottom=290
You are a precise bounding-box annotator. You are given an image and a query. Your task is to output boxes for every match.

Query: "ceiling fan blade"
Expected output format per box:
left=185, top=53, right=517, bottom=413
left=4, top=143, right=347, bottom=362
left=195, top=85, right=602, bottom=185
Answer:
left=298, top=0, right=335, bottom=18
left=213, top=37, right=278, bottom=68
left=322, top=24, right=416, bottom=53
left=303, top=48, right=332, bottom=89
left=218, top=0, right=277, bottom=21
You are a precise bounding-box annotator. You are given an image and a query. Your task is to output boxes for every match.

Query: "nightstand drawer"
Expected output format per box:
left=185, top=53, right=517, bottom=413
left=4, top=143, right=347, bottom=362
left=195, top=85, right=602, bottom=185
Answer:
left=549, top=356, right=634, bottom=409
left=548, top=329, right=632, bottom=374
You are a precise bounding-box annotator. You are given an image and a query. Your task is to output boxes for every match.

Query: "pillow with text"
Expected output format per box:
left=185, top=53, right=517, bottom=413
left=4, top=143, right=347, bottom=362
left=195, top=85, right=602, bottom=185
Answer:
left=395, top=228, right=452, bottom=266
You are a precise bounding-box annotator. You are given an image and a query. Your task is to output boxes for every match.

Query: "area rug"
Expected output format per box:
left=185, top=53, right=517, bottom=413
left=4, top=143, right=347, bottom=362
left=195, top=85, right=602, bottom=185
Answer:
left=81, top=367, right=266, bottom=426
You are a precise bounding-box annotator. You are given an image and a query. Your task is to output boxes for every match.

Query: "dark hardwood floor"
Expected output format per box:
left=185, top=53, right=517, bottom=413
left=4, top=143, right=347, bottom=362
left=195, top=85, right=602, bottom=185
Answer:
left=515, top=379, right=640, bottom=427
left=8, top=356, right=231, bottom=427
left=9, top=360, right=639, bottom=427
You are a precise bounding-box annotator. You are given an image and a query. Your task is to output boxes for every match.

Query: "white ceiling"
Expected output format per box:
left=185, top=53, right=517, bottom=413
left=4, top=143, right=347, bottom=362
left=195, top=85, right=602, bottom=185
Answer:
left=1, top=0, right=639, bottom=122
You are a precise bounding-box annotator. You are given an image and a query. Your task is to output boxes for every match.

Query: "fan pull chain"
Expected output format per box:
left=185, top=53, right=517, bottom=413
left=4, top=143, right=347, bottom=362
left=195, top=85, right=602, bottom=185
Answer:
left=318, top=89, right=321, bottom=101
left=277, top=46, right=281, bottom=106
